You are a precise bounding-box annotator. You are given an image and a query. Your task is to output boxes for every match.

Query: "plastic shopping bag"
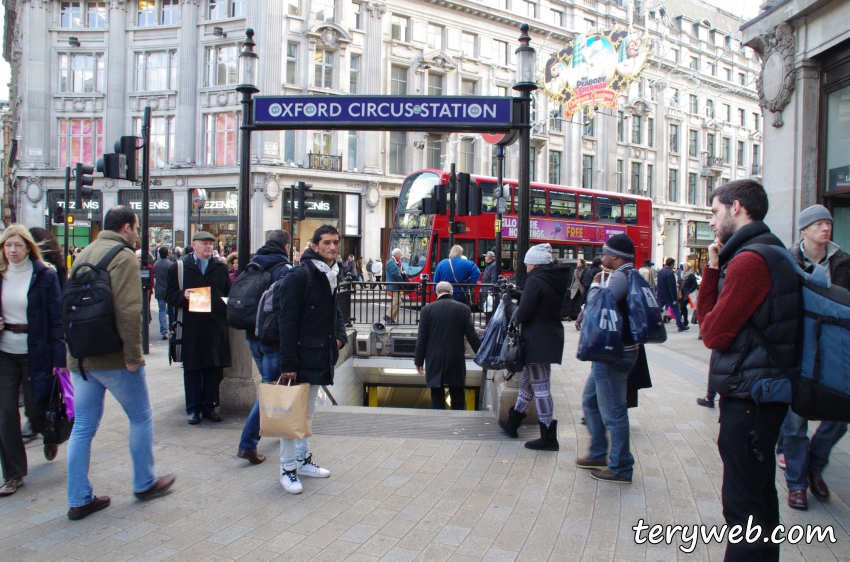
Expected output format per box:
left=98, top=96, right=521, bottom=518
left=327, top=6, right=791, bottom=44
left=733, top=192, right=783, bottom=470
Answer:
left=577, top=287, right=624, bottom=363
left=475, top=300, right=508, bottom=370
left=627, top=271, right=667, bottom=344
left=55, top=368, right=74, bottom=419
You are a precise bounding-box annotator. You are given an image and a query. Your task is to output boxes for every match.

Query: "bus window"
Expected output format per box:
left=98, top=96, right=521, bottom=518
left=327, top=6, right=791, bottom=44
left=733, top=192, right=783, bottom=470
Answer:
left=480, top=182, right=498, bottom=213
left=389, top=231, right=432, bottom=277
left=530, top=189, right=547, bottom=216
left=429, top=235, right=439, bottom=274
left=439, top=239, right=475, bottom=263
left=548, top=191, right=576, bottom=219
left=477, top=239, right=496, bottom=268
left=578, top=194, right=593, bottom=221
left=398, top=171, right=440, bottom=212
left=503, top=240, right=517, bottom=272
left=624, top=199, right=638, bottom=225
left=564, top=245, right=577, bottom=259
left=596, top=196, right=623, bottom=223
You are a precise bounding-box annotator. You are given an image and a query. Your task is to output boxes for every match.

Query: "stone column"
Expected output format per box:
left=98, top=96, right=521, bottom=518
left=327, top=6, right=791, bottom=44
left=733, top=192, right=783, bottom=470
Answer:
left=361, top=1, right=385, bottom=174
left=253, top=0, right=283, bottom=165
left=20, top=0, right=51, bottom=168
left=795, top=58, right=820, bottom=212
left=104, top=2, right=128, bottom=148
left=173, top=0, right=199, bottom=166
left=220, top=328, right=260, bottom=414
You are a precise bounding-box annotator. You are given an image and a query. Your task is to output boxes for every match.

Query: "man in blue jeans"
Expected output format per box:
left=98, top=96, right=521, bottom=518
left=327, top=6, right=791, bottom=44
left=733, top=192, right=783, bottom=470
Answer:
left=236, top=230, right=293, bottom=465
left=657, top=258, right=688, bottom=332
left=153, top=247, right=173, bottom=339
left=66, top=206, right=175, bottom=521
left=577, top=234, right=644, bottom=484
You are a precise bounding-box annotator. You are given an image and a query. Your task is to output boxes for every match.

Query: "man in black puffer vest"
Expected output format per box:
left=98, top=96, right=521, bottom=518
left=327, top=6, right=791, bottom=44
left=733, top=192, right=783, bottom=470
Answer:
left=697, top=180, right=799, bottom=562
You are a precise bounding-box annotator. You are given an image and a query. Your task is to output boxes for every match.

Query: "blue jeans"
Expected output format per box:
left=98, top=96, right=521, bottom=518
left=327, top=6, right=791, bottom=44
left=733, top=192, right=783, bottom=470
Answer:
left=582, top=349, right=639, bottom=478
left=157, top=299, right=171, bottom=335
left=280, top=384, right=319, bottom=467
left=659, top=300, right=684, bottom=329
left=67, top=367, right=157, bottom=507
left=238, top=340, right=281, bottom=452
left=782, top=410, right=848, bottom=491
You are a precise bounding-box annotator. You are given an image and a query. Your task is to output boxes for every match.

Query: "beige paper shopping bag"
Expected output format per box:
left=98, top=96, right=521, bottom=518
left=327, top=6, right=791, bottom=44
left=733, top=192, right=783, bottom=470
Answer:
left=258, top=378, right=312, bottom=439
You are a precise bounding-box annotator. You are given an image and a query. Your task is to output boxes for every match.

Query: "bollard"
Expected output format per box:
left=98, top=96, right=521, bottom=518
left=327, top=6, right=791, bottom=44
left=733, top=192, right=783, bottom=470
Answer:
left=219, top=328, right=260, bottom=414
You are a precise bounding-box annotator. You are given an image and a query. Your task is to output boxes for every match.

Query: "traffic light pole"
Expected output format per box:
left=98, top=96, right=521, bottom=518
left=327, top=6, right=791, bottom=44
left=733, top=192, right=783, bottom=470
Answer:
left=448, top=163, right=456, bottom=249
left=515, top=89, right=532, bottom=290
left=495, top=147, right=504, bottom=280
left=289, top=184, right=295, bottom=263
left=140, top=106, right=152, bottom=355
left=64, top=166, right=71, bottom=270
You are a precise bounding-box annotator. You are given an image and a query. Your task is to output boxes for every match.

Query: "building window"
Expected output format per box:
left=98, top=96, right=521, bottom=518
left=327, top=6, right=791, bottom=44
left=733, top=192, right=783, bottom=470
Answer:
left=87, top=2, right=107, bottom=28
left=725, top=67, right=732, bottom=81
left=287, top=0, right=299, bottom=15
left=739, top=72, right=746, bottom=85
left=754, top=112, right=760, bottom=131
left=689, top=56, right=699, bottom=70
left=137, top=51, right=177, bottom=91
left=706, top=99, right=715, bottom=118
left=208, top=0, right=243, bottom=20
left=616, top=159, right=624, bottom=192
left=710, top=62, right=717, bottom=76
left=427, top=74, right=443, bottom=96
left=496, top=85, right=508, bottom=97
left=722, top=137, right=730, bottom=164
left=283, top=130, right=295, bottom=163
left=549, top=107, right=563, bottom=132
left=391, top=14, right=410, bottom=42
left=724, top=103, right=731, bottom=122
left=312, top=0, right=336, bottom=22
left=313, top=132, right=331, bottom=155
left=617, top=111, right=624, bottom=142
left=584, top=18, right=595, bottom=32
left=647, top=164, right=654, bottom=198
left=461, top=79, right=475, bottom=96
left=631, top=115, right=642, bottom=144
left=136, top=0, right=182, bottom=26
left=162, top=0, right=180, bottom=23
left=204, top=45, right=237, bottom=87
left=230, top=0, right=245, bottom=17
left=688, top=129, right=698, bottom=157
left=669, top=124, right=679, bottom=153
left=529, top=148, right=536, bottom=182
left=59, top=53, right=105, bottom=93
left=204, top=112, right=240, bottom=166
left=688, top=173, right=698, bottom=204
left=670, top=88, right=680, bottom=107
left=689, top=94, right=699, bottom=114
left=460, top=139, right=474, bottom=174
left=550, top=8, right=564, bottom=26
left=134, top=116, right=175, bottom=168
left=706, top=176, right=715, bottom=206
left=390, top=65, right=407, bottom=95
left=631, top=162, right=641, bottom=193
left=671, top=49, right=679, bottom=63
left=582, top=109, right=594, bottom=136
left=286, top=42, right=298, bottom=84
left=427, top=135, right=443, bottom=170
left=520, top=0, right=536, bottom=17
left=349, top=54, right=360, bottom=93
left=427, top=24, right=444, bottom=50
left=494, top=39, right=510, bottom=66
left=753, top=144, right=760, bottom=172
left=737, top=140, right=745, bottom=166
left=314, top=49, right=334, bottom=89
left=58, top=118, right=103, bottom=167
left=461, top=32, right=476, bottom=58
left=138, top=0, right=156, bottom=26
left=389, top=131, right=406, bottom=175
left=61, top=2, right=82, bottom=28
left=668, top=168, right=678, bottom=202
left=348, top=131, right=357, bottom=170
left=706, top=133, right=715, bottom=158
left=739, top=108, right=746, bottom=126
left=549, top=150, right=561, bottom=184
left=351, top=1, right=361, bottom=29
left=582, top=155, right=593, bottom=189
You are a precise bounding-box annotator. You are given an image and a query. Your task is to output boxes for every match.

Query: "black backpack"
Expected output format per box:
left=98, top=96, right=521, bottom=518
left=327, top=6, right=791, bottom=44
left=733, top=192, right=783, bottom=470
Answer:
left=256, top=265, right=309, bottom=347
left=62, top=244, right=131, bottom=362
left=227, top=263, right=271, bottom=330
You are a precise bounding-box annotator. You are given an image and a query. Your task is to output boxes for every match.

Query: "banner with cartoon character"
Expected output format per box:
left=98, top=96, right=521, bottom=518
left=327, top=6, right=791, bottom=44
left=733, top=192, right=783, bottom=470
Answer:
left=542, top=27, right=651, bottom=118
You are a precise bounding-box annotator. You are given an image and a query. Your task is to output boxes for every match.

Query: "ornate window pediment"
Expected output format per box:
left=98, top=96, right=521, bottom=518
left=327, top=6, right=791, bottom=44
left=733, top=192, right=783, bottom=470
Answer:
left=306, top=24, right=353, bottom=51
left=421, top=51, right=457, bottom=71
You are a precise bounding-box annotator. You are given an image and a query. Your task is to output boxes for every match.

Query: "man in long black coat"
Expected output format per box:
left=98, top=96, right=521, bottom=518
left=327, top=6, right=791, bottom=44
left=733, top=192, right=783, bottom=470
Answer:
left=166, top=231, right=231, bottom=424
left=414, top=281, right=481, bottom=410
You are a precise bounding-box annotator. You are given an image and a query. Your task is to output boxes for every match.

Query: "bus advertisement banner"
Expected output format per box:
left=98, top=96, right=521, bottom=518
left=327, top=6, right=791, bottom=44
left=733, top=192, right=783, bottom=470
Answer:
left=502, top=216, right=626, bottom=243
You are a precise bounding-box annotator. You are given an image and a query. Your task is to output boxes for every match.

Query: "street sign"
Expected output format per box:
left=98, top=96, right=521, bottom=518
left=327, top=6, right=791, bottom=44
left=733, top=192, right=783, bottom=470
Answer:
left=254, top=95, right=514, bottom=129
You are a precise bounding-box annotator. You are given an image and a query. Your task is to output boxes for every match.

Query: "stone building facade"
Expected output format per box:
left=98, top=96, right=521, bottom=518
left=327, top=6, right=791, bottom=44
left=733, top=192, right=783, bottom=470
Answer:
left=2, top=0, right=762, bottom=266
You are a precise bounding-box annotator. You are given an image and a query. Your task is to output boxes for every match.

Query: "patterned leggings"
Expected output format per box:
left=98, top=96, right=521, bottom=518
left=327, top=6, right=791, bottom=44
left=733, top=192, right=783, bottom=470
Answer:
left=514, top=363, right=553, bottom=427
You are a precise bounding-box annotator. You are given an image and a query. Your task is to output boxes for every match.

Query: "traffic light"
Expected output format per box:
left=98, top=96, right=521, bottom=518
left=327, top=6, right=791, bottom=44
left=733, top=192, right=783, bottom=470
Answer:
left=296, top=181, right=313, bottom=221
left=96, top=152, right=127, bottom=179
left=74, top=162, right=94, bottom=208
left=467, top=179, right=482, bottom=217
left=114, top=136, right=139, bottom=182
left=457, top=173, right=470, bottom=216
left=51, top=204, right=64, bottom=225
left=417, top=184, right=448, bottom=216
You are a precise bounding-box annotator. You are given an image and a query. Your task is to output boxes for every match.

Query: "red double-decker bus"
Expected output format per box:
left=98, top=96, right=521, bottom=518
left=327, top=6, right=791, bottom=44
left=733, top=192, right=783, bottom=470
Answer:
left=388, top=169, right=653, bottom=280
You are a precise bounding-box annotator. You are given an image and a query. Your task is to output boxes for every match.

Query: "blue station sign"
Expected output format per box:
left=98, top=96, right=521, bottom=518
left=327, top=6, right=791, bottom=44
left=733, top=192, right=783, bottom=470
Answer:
left=253, top=95, right=515, bottom=130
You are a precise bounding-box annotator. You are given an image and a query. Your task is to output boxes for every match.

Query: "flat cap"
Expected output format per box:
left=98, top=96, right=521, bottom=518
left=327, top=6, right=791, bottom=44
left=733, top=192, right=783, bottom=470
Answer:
left=192, top=231, right=216, bottom=242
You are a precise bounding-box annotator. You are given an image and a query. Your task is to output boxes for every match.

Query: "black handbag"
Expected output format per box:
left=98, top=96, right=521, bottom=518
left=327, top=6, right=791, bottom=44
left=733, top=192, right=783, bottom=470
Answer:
left=499, top=315, right=523, bottom=378
left=43, top=376, right=74, bottom=445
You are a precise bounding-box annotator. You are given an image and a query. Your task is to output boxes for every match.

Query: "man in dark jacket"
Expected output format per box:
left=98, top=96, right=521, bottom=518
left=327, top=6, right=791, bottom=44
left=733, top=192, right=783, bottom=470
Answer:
left=277, top=225, right=347, bottom=494
left=153, top=247, right=172, bottom=340
left=780, top=205, right=850, bottom=510
left=499, top=243, right=569, bottom=451
left=236, top=230, right=293, bottom=465
left=580, top=257, right=602, bottom=296
left=678, top=263, right=698, bottom=328
left=415, top=281, right=481, bottom=410
left=657, top=258, right=687, bottom=332
left=166, top=231, right=231, bottom=425
left=479, top=251, right=498, bottom=323
left=698, top=180, right=798, bottom=561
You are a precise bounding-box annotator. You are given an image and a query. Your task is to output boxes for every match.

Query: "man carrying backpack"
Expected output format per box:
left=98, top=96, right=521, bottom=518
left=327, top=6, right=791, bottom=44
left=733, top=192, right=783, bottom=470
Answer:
left=166, top=231, right=231, bottom=425
left=657, top=258, right=688, bottom=332
left=235, top=230, right=293, bottom=465
left=698, top=180, right=799, bottom=561
left=780, top=205, right=850, bottom=510
left=65, top=206, right=175, bottom=521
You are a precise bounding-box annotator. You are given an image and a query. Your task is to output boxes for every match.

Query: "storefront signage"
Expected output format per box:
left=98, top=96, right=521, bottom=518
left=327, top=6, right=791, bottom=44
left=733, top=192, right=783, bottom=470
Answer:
left=284, top=192, right=339, bottom=219
left=501, top=216, right=625, bottom=243
left=47, top=190, right=103, bottom=221
left=120, top=190, right=173, bottom=218
left=198, top=189, right=238, bottom=217
left=344, top=194, right=360, bottom=237
left=687, top=221, right=714, bottom=246
left=255, top=95, right=514, bottom=128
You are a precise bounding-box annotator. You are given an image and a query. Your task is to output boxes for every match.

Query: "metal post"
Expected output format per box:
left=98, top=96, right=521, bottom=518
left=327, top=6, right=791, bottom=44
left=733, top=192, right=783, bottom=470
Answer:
left=289, top=184, right=295, bottom=263
left=140, top=106, right=151, bottom=355
left=495, top=147, right=504, bottom=279
left=448, top=163, right=456, bottom=248
left=515, top=90, right=531, bottom=289
left=237, top=89, right=254, bottom=274
left=63, top=166, right=71, bottom=270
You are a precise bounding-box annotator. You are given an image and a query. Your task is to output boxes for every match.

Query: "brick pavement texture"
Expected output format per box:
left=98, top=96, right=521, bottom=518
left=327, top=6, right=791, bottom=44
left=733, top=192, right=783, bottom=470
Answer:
left=4, top=326, right=850, bottom=561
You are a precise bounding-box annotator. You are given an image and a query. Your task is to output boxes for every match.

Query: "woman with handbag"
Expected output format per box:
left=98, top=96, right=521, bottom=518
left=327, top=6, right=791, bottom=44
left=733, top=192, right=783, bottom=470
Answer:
left=0, top=226, right=66, bottom=496
left=499, top=243, right=569, bottom=451
left=433, top=245, right=480, bottom=304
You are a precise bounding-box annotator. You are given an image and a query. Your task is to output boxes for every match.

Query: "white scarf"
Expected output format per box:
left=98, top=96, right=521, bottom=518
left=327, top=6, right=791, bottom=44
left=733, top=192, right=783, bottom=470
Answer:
left=311, top=259, right=339, bottom=292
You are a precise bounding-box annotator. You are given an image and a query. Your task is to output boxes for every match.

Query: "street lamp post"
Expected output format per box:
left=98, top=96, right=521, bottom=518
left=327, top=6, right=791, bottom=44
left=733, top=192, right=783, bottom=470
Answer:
left=236, top=28, right=259, bottom=274
left=513, top=23, right=537, bottom=288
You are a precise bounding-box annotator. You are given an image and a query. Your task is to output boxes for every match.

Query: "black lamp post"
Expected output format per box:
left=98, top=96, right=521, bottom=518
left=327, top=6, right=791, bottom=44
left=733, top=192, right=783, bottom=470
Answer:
left=513, top=23, right=537, bottom=288
left=236, top=28, right=258, bottom=274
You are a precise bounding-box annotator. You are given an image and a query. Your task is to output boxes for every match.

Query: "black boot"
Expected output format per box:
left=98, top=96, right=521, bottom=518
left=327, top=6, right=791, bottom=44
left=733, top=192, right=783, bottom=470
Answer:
left=525, top=420, right=559, bottom=451
left=498, top=407, right=527, bottom=438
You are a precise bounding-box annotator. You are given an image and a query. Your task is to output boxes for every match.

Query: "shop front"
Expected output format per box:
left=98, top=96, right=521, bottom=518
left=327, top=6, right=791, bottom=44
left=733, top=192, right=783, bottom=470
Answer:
left=282, top=191, right=361, bottom=261
left=686, top=220, right=714, bottom=273
left=820, top=44, right=850, bottom=250
left=47, top=190, right=103, bottom=250
left=119, top=189, right=174, bottom=250
left=189, top=188, right=238, bottom=256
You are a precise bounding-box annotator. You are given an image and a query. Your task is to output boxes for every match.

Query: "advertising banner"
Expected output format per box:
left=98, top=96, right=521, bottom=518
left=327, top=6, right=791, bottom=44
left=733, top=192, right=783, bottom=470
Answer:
left=541, top=27, right=652, bottom=118
left=502, top=216, right=626, bottom=243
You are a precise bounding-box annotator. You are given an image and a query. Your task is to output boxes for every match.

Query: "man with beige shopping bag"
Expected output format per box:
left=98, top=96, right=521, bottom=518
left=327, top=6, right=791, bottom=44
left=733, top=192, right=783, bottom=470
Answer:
left=263, top=225, right=347, bottom=494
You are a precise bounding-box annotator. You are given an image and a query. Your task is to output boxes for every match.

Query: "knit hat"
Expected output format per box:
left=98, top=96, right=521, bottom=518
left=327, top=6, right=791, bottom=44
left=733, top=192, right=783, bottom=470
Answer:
left=602, top=234, right=634, bottom=259
left=524, top=243, right=553, bottom=265
left=798, top=204, right=832, bottom=231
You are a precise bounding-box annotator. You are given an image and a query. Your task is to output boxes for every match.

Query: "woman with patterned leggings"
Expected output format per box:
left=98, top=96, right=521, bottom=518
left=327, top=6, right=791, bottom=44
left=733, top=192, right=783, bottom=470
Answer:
left=499, top=243, right=570, bottom=450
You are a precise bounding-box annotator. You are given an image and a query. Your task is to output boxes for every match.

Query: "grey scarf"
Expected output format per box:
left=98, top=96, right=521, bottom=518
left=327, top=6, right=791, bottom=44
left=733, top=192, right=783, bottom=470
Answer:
left=311, top=259, right=339, bottom=292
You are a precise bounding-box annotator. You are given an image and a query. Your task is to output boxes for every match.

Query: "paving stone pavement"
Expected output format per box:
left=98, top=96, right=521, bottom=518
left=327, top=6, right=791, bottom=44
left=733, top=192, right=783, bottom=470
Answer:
left=4, top=323, right=850, bottom=561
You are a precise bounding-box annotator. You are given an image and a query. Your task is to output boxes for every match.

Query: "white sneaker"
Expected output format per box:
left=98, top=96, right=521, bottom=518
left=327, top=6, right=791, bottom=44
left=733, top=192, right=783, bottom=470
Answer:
left=778, top=454, right=786, bottom=470
left=297, top=454, right=330, bottom=478
left=280, top=464, right=303, bottom=494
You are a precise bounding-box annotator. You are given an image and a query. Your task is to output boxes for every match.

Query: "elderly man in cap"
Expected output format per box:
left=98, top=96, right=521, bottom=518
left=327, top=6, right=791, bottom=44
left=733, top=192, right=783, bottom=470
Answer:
left=479, top=250, right=498, bottom=323
left=166, top=231, right=232, bottom=424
